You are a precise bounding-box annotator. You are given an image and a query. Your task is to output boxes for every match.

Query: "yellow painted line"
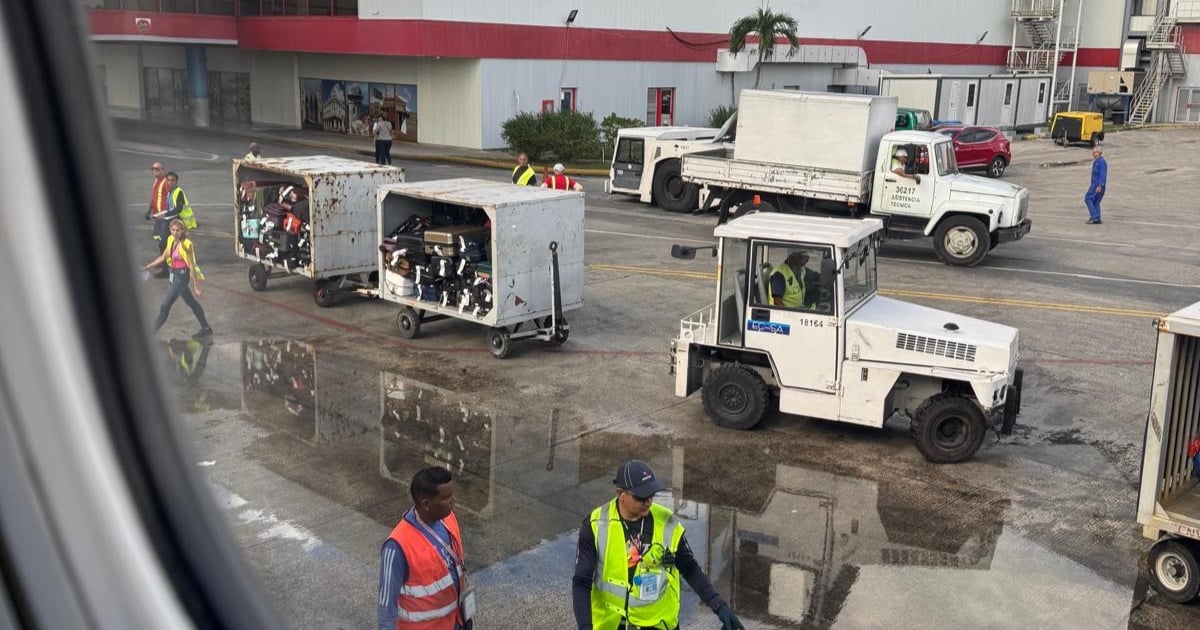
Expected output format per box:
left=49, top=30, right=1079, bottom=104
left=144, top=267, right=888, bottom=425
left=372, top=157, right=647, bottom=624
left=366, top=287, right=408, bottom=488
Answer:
left=588, top=263, right=1165, bottom=320
left=881, top=288, right=1165, bottom=319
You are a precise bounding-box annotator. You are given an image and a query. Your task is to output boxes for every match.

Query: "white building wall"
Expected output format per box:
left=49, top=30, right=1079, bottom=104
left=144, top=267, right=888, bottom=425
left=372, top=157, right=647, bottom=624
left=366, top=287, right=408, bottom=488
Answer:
left=250, top=51, right=299, bottom=128
left=478, top=58, right=840, bottom=149
left=363, top=0, right=1125, bottom=48
left=417, top=58, right=483, bottom=149
left=93, top=43, right=142, bottom=109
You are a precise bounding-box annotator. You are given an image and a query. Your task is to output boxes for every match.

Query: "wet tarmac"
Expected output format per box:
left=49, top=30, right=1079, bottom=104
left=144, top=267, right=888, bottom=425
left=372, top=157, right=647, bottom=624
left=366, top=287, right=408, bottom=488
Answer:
left=125, top=121, right=1200, bottom=629
left=159, top=335, right=1190, bottom=629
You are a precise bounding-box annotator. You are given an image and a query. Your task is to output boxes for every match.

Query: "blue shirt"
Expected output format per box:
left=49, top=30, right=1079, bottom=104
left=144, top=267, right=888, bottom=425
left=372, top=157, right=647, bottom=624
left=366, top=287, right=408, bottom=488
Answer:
left=377, top=510, right=462, bottom=630
left=1090, top=156, right=1107, bottom=190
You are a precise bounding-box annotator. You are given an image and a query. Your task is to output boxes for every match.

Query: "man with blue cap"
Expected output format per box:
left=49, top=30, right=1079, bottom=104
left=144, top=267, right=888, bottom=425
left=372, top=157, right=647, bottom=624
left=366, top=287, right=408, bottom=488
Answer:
left=572, top=460, right=745, bottom=630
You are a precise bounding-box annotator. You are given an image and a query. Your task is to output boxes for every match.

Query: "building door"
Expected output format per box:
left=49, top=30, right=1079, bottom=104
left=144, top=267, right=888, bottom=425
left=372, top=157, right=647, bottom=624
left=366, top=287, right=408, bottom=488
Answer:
left=963, top=82, right=978, bottom=124
left=1001, top=80, right=1016, bottom=127
left=207, top=71, right=251, bottom=121
left=647, top=87, right=675, bottom=126
left=947, top=80, right=961, bottom=121
left=1175, top=87, right=1200, bottom=123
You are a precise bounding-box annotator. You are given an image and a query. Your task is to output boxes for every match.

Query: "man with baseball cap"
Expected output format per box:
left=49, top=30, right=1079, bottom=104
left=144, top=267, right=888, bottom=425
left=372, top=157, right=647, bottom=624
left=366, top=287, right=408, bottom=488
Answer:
left=541, top=163, right=584, bottom=191
left=572, top=460, right=745, bottom=630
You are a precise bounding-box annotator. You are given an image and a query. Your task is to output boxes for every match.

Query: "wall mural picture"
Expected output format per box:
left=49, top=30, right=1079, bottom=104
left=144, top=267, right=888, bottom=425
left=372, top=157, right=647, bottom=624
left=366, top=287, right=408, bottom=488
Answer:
left=301, top=78, right=418, bottom=142
left=300, top=78, right=322, bottom=131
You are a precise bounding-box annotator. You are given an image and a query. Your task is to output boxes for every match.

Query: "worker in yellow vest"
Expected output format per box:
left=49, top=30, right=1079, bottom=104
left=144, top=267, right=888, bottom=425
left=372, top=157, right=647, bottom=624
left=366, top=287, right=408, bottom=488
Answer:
left=770, top=250, right=819, bottom=310
left=572, top=460, right=745, bottom=630
left=511, top=153, right=538, bottom=186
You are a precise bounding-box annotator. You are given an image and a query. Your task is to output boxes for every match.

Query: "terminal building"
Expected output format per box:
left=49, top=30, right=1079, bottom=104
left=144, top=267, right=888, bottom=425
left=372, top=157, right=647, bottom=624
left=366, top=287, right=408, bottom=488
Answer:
left=85, top=1, right=1200, bottom=149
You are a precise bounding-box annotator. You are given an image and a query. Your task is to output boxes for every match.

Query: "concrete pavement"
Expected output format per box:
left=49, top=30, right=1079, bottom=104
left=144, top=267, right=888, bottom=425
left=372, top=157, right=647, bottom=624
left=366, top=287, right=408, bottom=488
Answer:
left=116, top=116, right=1200, bottom=629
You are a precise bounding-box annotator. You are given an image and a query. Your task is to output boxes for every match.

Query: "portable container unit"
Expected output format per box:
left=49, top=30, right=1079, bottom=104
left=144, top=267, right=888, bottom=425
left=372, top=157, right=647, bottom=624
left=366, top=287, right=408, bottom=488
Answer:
left=880, top=74, right=1052, bottom=130
left=376, top=178, right=584, bottom=358
left=233, top=156, right=404, bottom=306
left=733, top=89, right=896, bottom=173
left=1138, top=300, right=1200, bottom=603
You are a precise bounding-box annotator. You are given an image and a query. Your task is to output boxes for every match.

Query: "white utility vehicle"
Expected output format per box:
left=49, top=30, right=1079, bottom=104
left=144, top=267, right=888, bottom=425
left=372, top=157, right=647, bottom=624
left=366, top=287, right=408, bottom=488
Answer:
left=669, top=213, right=1023, bottom=463
left=1137, top=300, right=1200, bottom=603
left=604, top=125, right=725, bottom=212
left=682, top=90, right=1032, bottom=267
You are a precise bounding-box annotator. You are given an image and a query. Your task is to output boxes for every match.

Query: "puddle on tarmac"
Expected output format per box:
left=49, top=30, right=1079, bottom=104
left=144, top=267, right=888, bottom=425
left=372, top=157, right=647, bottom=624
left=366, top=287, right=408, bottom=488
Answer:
left=180, top=338, right=1142, bottom=628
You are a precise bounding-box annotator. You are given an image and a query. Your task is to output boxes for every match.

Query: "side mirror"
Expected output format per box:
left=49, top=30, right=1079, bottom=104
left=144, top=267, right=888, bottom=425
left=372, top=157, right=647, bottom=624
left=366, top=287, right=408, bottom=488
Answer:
left=671, top=244, right=717, bottom=260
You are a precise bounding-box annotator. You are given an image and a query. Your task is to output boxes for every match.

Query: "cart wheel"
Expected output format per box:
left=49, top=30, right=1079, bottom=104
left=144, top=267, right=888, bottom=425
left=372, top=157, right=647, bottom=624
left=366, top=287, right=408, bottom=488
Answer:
left=487, top=327, right=512, bottom=359
left=553, top=316, right=569, bottom=345
left=248, top=264, right=268, bottom=292
left=396, top=307, right=421, bottom=339
left=313, top=279, right=338, bottom=308
left=1149, top=538, right=1200, bottom=603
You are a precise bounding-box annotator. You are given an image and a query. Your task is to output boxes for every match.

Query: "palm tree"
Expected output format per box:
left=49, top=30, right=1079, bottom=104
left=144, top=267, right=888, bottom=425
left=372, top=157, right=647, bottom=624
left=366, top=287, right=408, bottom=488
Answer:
left=728, top=6, right=801, bottom=89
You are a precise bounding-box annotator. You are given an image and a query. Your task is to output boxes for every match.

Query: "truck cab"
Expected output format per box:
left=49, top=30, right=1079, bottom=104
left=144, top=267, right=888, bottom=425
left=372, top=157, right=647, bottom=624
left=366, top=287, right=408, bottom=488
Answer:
left=670, top=213, right=1023, bottom=463
left=606, top=124, right=729, bottom=212
left=895, top=107, right=933, bottom=131
left=872, top=131, right=1031, bottom=266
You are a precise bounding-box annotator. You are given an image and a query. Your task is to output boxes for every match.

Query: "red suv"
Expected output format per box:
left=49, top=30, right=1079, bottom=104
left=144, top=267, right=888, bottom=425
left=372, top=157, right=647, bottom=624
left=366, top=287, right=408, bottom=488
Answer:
left=936, top=125, right=1012, bottom=178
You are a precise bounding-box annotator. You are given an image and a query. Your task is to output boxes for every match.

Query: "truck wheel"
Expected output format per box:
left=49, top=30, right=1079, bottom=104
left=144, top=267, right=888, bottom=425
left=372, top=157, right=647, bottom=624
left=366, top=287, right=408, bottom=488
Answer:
left=701, top=363, right=769, bottom=430
left=652, top=160, right=699, bottom=213
left=396, top=307, right=421, bottom=339
left=911, top=393, right=987, bottom=463
left=248, top=264, right=268, bottom=292
left=986, top=156, right=1007, bottom=178
left=1149, top=538, right=1200, bottom=603
left=933, top=215, right=989, bottom=267
left=1089, top=135, right=1099, bottom=148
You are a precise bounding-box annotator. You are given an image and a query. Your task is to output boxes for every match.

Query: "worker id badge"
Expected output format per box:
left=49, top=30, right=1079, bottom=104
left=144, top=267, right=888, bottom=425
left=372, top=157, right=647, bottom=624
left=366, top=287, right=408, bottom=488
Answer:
left=634, top=571, right=663, bottom=601
left=460, top=586, right=477, bottom=620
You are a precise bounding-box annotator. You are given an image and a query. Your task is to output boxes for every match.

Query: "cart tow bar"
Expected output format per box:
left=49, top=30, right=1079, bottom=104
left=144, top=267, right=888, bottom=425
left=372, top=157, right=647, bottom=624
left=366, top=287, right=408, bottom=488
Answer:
left=549, top=241, right=567, bottom=342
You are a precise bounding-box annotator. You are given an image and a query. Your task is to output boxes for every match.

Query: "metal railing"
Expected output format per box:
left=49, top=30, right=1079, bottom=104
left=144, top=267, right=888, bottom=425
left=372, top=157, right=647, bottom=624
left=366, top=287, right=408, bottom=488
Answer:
left=678, top=304, right=717, bottom=346
left=1007, top=48, right=1057, bottom=72
left=1011, top=0, right=1060, bottom=18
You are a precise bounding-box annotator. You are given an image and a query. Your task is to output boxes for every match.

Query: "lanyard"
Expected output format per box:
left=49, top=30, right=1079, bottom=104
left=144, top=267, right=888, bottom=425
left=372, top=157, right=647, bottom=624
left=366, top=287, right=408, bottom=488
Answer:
left=409, top=510, right=464, bottom=573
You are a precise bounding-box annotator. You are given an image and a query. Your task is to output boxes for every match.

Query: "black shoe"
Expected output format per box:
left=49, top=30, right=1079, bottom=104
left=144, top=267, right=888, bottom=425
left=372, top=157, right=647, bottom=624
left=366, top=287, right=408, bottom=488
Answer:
left=1086, top=218, right=1101, bottom=224
left=192, top=327, right=213, bottom=339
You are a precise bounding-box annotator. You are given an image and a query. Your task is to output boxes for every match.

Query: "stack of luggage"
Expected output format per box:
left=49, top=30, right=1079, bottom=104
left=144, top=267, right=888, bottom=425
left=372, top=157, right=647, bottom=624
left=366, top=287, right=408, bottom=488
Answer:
left=238, top=181, right=312, bottom=271
left=380, top=203, right=494, bottom=317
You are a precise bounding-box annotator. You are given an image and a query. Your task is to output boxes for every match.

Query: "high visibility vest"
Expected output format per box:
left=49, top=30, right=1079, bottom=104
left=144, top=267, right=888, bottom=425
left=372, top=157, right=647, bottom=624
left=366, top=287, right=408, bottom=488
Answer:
left=170, top=187, right=197, bottom=229
left=589, top=501, right=684, bottom=630
left=545, top=174, right=575, bottom=190
left=387, top=512, right=465, bottom=630
left=163, top=235, right=204, bottom=281
left=512, top=164, right=536, bottom=186
left=151, top=177, right=169, bottom=212
left=770, top=263, right=804, bottom=308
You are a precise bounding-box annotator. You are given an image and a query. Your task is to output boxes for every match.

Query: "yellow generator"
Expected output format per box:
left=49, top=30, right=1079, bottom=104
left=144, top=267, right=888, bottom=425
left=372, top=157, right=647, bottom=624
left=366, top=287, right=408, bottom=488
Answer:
left=1050, top=111, right=1105, bottom=147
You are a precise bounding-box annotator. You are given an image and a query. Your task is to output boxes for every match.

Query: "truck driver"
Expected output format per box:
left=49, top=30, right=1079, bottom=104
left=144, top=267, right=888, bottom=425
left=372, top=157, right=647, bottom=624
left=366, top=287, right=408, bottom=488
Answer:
left=890, top=147, right=921, bottom=184
left=770, top=250, right=820, bottom=310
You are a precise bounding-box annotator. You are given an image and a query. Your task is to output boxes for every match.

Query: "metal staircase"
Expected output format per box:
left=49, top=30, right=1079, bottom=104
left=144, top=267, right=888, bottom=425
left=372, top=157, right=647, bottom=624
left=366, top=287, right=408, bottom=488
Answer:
left=1008, top=0, right=1082, bottom=112
left=1129, top=10, right=1187, bottom=126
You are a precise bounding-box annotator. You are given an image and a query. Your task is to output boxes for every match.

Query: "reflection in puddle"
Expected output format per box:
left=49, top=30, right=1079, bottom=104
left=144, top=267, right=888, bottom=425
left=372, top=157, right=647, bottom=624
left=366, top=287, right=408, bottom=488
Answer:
left=380, top=371, right=494, bottom=515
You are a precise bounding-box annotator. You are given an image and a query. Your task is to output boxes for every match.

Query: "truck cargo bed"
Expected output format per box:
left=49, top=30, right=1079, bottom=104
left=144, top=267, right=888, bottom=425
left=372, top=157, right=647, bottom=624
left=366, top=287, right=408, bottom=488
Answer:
left=682, top=148, right=872, bottom=205
left=1163, top=484, right=1200, bottom=528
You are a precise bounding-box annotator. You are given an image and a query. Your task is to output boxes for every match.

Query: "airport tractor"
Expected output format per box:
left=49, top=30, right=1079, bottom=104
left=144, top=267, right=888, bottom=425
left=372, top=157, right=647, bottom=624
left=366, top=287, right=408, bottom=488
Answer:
left=669, top=213, right=1023, bottom=463
left=681, top=90, right=1032, bottom=267
left=604, top=124, right=727, bottom=212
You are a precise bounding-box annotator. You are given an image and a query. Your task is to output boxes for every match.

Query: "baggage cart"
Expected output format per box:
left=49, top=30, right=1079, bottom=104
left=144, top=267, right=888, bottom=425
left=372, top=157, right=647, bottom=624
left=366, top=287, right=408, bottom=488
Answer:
left=376, top=178, right=584, bottom=358
left=232, top=156, right=404, bottom=307
left=1137, top=300, right=1200, bottom=602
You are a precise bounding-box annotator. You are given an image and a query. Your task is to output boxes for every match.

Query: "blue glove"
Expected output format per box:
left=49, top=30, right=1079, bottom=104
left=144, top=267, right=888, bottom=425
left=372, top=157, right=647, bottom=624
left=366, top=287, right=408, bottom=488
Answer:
left=715, top=602, right=745, bottom=630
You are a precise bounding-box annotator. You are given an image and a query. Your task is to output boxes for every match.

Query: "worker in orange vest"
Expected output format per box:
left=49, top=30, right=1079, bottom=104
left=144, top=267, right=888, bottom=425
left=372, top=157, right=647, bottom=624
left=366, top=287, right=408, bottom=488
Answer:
left=378, top=467, right=475, bottom=630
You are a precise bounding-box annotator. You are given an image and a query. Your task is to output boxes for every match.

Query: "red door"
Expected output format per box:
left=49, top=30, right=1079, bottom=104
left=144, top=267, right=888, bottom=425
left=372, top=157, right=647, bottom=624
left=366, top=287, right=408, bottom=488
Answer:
left=646, top=87, right=675, bottom=126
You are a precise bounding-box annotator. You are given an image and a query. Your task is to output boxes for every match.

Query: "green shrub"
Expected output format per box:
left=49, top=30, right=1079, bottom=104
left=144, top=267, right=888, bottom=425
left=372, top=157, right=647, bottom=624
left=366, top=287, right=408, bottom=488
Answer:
left=501, top=111, right=551, bottom=162
left=600, top=113, right=643, bottom=158
left=502, top=110, right=602, bottom=162
left=544, top=110, right=602, bottom=162
left=707, top=105, right=736, bottom=129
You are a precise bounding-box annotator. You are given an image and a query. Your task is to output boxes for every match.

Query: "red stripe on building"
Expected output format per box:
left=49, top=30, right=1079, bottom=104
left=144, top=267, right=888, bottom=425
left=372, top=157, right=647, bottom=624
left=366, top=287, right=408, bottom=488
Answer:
left=89, top=10, right=238, bottom=41
left=1178, top=24, right=1200, bottom=54
left=88, top=11, right=1120, bottom=67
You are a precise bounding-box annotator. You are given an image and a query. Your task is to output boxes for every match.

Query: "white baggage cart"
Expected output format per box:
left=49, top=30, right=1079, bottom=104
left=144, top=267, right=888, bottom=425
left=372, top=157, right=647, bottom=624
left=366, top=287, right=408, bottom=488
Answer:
left=1138, top=300, right=1200, bottom=602
left=376, top=178, right=584, bottom=358
left=233, top=156, right=404, bottom=306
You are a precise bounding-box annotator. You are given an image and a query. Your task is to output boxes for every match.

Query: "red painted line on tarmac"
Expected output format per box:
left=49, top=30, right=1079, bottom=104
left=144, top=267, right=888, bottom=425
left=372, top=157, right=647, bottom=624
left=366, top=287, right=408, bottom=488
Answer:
left=209, top=284, right=660, bottom=358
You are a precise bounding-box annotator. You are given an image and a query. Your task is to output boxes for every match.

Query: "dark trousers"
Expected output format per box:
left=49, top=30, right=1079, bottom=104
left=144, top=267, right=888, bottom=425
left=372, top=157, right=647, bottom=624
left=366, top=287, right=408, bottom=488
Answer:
left=375, top=139, right=392, bottom=165
left=155, top=268, right=209, bottom=331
